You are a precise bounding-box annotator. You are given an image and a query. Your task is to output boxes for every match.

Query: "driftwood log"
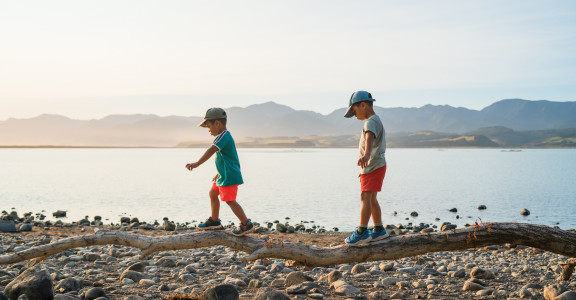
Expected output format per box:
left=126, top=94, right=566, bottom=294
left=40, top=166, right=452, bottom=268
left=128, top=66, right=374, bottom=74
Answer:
left=1, top=222, right=575, bottom=278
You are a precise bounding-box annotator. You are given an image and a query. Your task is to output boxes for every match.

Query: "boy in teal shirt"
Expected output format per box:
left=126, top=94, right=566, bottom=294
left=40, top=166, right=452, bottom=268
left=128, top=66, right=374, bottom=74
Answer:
left=343, top=91, right=389, bottom=245
left=186, top=107, right=254, bottom=236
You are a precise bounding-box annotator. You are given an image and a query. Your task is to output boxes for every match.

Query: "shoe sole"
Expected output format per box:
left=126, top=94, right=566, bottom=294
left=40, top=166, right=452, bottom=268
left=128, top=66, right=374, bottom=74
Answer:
left=371, top=234, right=390, bottom=242
left=198, top=225, right=223, bottom=231
left=345, top=236, right=373, bottom=246
left=232, top=226, right=255, bottom=236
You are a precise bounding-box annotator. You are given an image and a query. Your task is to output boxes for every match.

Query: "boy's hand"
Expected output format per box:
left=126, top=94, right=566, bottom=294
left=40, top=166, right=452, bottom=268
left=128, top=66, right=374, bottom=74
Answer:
left=186, top=146, right=218, bottom=171
left=212, top=174, right=218, bottom=182
left=358, top=155, right=370, bottom=169
left=185, top=162, right=200, bottom=171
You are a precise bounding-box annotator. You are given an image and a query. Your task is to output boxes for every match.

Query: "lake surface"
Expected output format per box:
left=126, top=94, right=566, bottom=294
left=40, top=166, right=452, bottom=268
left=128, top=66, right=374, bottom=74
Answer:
left=1, top=148, right=575, bottom=231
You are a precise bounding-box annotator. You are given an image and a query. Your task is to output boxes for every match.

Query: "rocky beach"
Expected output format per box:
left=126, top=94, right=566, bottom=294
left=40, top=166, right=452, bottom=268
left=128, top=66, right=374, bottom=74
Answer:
left=1, top=211, right=575, bottom=300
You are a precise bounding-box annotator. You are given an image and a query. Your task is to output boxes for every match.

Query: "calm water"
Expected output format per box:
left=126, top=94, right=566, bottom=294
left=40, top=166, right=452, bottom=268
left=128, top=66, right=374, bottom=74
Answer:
left=1, top=148, right=575, bottom=231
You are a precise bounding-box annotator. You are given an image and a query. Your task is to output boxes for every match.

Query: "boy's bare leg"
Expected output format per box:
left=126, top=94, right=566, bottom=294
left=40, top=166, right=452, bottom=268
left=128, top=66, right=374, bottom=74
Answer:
left=209, top=189, right=220, bottom=221
left=360, top=191, right=375, bottom=226
left=370, top=192, right=382, bottom=225
left=226, top=201, right=249, bottom=224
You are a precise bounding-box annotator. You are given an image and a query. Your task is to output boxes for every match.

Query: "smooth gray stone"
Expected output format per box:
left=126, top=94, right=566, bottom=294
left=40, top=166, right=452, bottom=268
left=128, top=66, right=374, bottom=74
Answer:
left=4, top=266, right=54, bottom=300
left=203, top=284, right=239, bottom=300
left=255, top=287, right=290, bottom=300
left=0, top=220, right=16, bottom=233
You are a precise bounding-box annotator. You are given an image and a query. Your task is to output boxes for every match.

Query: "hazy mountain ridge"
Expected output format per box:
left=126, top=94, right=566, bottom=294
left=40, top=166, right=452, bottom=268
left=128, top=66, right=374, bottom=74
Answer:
left=1, top=99, right=575, bottom=147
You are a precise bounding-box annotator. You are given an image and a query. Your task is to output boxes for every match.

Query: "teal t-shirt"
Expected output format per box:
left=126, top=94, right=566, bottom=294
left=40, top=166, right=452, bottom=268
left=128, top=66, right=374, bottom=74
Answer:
left=213, top=130, right=243, bottom=186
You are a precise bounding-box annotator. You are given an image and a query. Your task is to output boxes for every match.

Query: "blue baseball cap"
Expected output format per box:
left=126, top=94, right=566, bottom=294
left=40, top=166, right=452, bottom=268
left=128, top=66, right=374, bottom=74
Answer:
left=344, top=91, right=376, bottom=118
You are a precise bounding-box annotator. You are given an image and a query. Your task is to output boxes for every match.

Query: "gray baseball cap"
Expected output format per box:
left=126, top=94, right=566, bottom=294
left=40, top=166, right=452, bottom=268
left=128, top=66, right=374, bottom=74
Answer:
left=344, top=91, right=376, bottom=118
left=198, top=107, right=227, bottom=127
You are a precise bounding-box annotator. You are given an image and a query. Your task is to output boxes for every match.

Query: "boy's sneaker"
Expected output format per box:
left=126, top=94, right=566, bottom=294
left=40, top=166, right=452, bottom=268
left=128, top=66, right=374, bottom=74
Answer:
left=198, top=217, right=223, bottom=230
left=345, top=228, right=372, bottom=245
left=369, top=228, right=389, bottom=241
left=232, top=221, right=255, bottom=236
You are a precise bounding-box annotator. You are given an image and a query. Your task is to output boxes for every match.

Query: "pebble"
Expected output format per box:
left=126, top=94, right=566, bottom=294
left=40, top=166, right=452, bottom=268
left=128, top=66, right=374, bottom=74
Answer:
left=518, top=288, right=532, bottom=298
left=463, top=281, right=485, bottom=291
left=379, top=262, right=394, bottom=271
left=396, top=281, right=409, bottom=289
left=351, top=264, right=366, bottom=274
left=451, top=269, right=466, bottom=278
left=325, top=270, right=342, bottom=283
left=381, top=277, right=400, bottom=286
left=270, top=279, right=284, bottom=287
left=396, top=267, right=416, bottom=275
left=138, top=278, right=155, bottom=286
left=178, top=274, right=196, bottom=282
left=412, top=279, right=427, bottom=289
left=470, top=266, right=496, bottom=279
left=476, top=289, right=493, bottom=296
left=284, top=271, right=311, bottom=286
left=331, top=280, right=362, bottom=297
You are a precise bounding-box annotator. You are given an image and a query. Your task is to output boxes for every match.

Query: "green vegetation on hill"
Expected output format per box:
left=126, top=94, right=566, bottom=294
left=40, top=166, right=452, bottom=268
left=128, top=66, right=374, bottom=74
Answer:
left=387, top=132, right=499, bottom=148
left=177, top=127, right=576, bottom=148
left=177, top=136, right=359, bottom=148
left=468, top=127, right=576, bottom=147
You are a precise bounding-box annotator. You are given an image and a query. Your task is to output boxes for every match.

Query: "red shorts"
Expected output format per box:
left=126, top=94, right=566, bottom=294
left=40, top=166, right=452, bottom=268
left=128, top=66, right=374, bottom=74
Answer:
left=360, top=165, right=387, bottom=192
left=211, top=182, right=239, bottom=202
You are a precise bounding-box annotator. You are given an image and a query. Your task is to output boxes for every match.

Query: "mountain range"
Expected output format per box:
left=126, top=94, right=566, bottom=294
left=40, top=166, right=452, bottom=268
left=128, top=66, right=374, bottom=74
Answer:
left=1, top=98, right=575, bottom=147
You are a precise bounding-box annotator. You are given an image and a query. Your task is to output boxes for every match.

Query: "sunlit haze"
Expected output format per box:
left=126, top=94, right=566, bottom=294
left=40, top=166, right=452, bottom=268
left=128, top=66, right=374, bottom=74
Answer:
left=1, top=0, right=575, bottom=120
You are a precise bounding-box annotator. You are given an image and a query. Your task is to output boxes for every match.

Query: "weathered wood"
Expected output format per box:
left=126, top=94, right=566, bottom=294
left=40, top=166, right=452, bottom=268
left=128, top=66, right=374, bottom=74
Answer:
left=558, top=258, right=576, bottom=281
left=243, top=222, right=576, bottom=267
left=0, top=223, right=574, bottom=269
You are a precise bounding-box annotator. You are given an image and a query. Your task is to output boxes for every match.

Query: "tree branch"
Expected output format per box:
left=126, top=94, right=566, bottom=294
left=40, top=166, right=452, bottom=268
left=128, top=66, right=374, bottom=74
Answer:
left=1, top=223, right=574, bottom=270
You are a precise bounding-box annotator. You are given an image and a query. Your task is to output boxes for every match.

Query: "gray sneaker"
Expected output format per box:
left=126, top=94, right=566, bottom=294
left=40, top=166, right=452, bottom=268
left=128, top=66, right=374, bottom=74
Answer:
left=198, top=217, right=223, bottom=230
left=232, top=221, right=254, bottom=236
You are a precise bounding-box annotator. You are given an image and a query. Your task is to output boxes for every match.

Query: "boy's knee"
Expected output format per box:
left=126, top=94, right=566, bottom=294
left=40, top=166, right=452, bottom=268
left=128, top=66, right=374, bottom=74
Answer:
left=361, top=191, right=374, bottom=200
left=209, top=189, right=219, bottom=198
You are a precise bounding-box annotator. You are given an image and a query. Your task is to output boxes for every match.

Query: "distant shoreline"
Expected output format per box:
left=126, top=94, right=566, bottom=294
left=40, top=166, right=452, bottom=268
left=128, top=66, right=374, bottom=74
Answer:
left=1, top=145, right=575, bottom=149
left=0, top=145, right=172, bottom=149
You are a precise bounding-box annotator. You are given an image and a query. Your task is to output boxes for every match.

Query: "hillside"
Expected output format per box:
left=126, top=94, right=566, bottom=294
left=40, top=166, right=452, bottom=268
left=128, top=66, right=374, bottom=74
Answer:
left=1, top=99, right=575, bottom=147
left=175, top=127, right=576, bottom=148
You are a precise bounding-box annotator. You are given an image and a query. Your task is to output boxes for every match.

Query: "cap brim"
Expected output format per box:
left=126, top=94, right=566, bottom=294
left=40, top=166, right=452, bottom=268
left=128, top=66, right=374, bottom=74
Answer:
left=198, top=119, right=208, bottom=127
left=344, top=106, right=355, bottom=118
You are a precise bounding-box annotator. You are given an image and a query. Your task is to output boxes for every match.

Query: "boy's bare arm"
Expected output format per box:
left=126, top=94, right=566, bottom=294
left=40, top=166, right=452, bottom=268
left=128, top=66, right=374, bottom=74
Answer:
left=186, top=145, right=219, bottom=170
left=358, top=131, right=375, bottom=169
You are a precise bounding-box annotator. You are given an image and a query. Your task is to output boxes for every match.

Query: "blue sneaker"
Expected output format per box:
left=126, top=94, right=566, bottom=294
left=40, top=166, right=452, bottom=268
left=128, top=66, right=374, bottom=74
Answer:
left=369, top=228, right=389, bottom=241
left=345, top=228, right=372, bottom=245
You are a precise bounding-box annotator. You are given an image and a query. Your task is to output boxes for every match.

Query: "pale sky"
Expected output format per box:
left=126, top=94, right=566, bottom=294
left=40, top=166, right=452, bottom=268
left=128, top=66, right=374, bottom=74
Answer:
left=1, top=0, right=575, bottom=120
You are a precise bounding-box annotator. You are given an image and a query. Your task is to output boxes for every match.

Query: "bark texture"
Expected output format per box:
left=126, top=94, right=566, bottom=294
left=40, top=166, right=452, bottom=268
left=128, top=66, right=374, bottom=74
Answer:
left=0, top=223, right=574, bottom=269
